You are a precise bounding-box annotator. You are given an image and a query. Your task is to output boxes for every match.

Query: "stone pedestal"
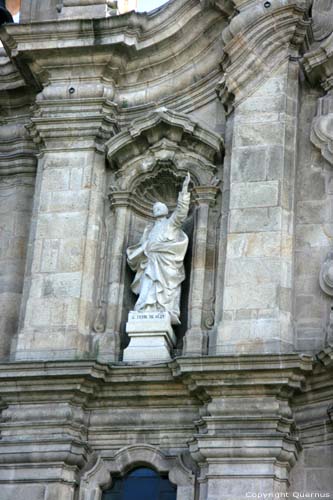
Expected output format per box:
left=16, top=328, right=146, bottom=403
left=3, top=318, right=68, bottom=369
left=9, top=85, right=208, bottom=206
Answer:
left=123, top=311, right=176, bottom=363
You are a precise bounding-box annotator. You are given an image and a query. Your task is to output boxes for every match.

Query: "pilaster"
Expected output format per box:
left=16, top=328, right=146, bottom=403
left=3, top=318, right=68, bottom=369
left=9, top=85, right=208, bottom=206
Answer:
left=13, top=90, right=118, bottom=361
left=215, top=0, right=311, bottom=354
left=0, top=76, right=37, bottom=360
left=172, top=354, right=313, bottom=500
left=184, top=186, right=220, bottom=356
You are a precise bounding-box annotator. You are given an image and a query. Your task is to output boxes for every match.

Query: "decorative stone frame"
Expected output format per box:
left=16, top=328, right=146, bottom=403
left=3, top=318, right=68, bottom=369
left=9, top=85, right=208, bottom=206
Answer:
left=95, top=108, right=223, bottom=361
left=78, top=444, right=196, bottom=500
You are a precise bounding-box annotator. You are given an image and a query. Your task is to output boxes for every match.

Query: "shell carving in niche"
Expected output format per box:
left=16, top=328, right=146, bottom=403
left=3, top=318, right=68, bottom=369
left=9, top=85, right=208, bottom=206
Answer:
left=133, top=164, right=189, bottom=212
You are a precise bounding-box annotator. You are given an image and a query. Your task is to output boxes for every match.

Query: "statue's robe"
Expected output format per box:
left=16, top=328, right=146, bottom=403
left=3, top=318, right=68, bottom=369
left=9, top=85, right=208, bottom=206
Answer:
left=127, top=191, right=190, bottom=324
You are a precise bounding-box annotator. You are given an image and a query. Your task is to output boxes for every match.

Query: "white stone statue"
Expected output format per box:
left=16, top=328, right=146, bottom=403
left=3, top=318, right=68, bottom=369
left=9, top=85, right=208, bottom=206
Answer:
left=126, top=173, right=191, bottom=325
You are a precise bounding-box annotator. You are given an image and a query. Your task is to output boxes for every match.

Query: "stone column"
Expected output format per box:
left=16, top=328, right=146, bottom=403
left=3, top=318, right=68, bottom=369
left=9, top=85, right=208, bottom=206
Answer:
left=0, top=90, right=36, bottom=360
left=12, top=92, right=117, bottom=361
left=173, top=355, right=312, bottom=500
left=184, top=186, right=219, bottom=356
left=96, top=191, right=131, bottom=362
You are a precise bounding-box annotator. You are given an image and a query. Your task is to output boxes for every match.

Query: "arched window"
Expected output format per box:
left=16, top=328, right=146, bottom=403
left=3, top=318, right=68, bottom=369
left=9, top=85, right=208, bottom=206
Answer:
left=102, top=467, right=177, bottom=500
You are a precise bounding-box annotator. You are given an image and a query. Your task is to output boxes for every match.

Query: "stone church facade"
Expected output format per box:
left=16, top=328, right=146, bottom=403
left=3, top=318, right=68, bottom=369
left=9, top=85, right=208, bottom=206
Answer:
left=0, top=0, right=332, bottom=498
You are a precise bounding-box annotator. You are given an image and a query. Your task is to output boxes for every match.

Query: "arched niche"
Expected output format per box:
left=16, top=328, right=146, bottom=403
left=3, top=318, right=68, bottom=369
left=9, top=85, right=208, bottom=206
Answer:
left=96, top=108, right=223, bottom=361
left=78, top=445, right=195, bottom=500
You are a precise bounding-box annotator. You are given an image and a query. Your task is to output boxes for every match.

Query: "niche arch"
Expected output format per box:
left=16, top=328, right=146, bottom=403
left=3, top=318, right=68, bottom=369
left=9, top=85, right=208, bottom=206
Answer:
left=79, top=444, right=195, bottom=500
left=97, top=108, right=223, bottom=361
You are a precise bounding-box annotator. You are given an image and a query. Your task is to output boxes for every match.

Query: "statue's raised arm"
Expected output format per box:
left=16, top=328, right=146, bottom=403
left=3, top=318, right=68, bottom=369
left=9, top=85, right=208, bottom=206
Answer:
left=170, top=172, right=191, bottom=228
left=182, top=172, right=191, bottom=193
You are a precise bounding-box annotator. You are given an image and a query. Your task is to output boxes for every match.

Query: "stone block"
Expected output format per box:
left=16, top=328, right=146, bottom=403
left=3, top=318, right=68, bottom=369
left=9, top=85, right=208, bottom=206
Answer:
left=230, top=147, right=266, bottom=182
left=40, top=239, right=59, bottom=273
left=227, top=232, right=281, bottom=258
left=252, top=74, right=286, bottom=97
left=69, top=167, right=83, bottom=190
left=42, top=272, right=82, bottom=298
left=237, top=95, right=286, bottom=115
left=41, top=168, right=70, bottom=192
left=230, top=181, right=279, bottom=209
left=229, top=207, right=281, bottom=233
left=266, top=146, right=284, bottom=180
left=40, top=189, right=89, bottom=213
left=298, top=168, right=326, bottom=200
left=296, top=224, right=332, bottom=250
left=306, top=469, right=333, bottom=493
left=223, top=283, right=277, bottom=310
left=225, top=258, right=281, bottom=286
left=234, top=122, right=285, bottom=148
left=58, top=239, right=84, bottom=272
left=297, top=200, right=329, bottom=224
left=216, top=317, right=291, bottom=354
left=37, top=213, right=87, bottom=239
left=0, top=485, right=45, bottom=500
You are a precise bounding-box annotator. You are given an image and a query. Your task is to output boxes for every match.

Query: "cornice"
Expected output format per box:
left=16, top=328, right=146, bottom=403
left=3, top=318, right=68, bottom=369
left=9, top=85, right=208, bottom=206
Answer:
left=106, top=108, right=223, bottom=168
left=0, top=118, right=37, bottom=176
left=217, top=1, right=311, bottom=112
left=316, top=343, right=333, bottom=368
left=0, top=49, right=25, bottom=91
left=0, top=354, right=314, bottom=403
left=0, top=1, right=228, bottom=108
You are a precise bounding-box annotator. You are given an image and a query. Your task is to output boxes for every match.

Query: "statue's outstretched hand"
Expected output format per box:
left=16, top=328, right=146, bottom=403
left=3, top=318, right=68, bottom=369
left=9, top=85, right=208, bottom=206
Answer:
left=182, top=172, right=191, bottom=193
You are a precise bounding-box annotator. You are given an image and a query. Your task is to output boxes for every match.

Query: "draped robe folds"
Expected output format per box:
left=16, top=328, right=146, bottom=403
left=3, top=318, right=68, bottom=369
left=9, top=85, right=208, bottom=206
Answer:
left=126, top=191, right=190, bottom=324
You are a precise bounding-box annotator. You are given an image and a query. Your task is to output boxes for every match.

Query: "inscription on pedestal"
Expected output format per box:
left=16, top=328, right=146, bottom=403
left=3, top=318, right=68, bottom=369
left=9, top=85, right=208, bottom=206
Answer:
left=129, top=311, right=167, bottom=321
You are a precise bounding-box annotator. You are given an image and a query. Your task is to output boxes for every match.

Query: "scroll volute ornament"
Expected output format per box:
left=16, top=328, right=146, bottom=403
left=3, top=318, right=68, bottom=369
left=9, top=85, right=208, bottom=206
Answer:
left=312, top=0, right=333, bottom=42
left=319, top=250, right=333, bottom=296
left=310, top=91, right=333, bottom=166
left=303, top=29, right=333, bottom=166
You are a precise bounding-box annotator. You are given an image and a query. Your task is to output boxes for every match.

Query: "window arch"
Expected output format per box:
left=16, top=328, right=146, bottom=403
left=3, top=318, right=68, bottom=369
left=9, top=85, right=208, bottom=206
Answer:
left=102, top=467, right=177, bottom=500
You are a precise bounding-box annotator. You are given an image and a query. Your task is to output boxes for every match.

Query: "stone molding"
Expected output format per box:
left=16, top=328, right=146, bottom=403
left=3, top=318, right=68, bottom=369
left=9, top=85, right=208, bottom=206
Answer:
left=79, top=445, right=195, bottom=500
left=26, top=97, right=118, bottom=153
left=292, top=346, right=333, bottom=450
left=0, top=121, right=37, bottom=176
left=0, top=49, right=25, bottom=91
left=0, top=355, right=316, bottom=496
left=106, top=108, right=223, bottom=216
left=316, top=343, right=333, bottom=368
left=0, top=1, right=228, bottom=109
left=217, top=1, right=311, bottom=112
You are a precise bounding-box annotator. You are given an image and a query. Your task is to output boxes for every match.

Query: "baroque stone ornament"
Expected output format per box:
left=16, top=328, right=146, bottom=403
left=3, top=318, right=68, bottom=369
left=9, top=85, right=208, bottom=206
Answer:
left=313, top=0, right=333, bottom=41
left=127, top=173, right=191, bottom=325
left=319, top=250, right=333, bottom=296
left=303, top=32, right=333, bottom=166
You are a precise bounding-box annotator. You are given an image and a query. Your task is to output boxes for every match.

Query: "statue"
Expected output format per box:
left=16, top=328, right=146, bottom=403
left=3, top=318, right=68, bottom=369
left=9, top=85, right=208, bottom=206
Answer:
left=126, top=173, right=191, bottom=325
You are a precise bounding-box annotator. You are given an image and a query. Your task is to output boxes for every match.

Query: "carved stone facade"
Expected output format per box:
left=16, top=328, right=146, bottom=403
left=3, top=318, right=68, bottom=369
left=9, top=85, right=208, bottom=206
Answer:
left=0, top=1, right=332, bottom=499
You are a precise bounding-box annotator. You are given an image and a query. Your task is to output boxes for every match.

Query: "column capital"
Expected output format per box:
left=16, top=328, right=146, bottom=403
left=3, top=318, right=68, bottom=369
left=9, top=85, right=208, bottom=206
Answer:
left=192, top=185, right=220, bottom=206
left=27, top=95, right=118, bottom=153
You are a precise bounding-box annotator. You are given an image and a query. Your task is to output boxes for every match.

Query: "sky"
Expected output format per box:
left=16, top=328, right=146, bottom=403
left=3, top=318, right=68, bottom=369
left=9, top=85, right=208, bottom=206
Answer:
left=137, top=0, right=167, bottom=11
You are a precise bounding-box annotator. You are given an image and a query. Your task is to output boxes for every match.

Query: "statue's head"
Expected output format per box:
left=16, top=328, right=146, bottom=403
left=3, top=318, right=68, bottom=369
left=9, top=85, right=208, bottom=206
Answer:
left=153, top=202, right=168, bottom=218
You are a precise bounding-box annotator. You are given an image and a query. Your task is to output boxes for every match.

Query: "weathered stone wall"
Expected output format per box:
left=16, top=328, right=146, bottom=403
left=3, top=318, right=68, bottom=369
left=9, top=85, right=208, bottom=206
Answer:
left=0, top=175, right=34, bottom=359
left=0, top=1, right=332, bottom=499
